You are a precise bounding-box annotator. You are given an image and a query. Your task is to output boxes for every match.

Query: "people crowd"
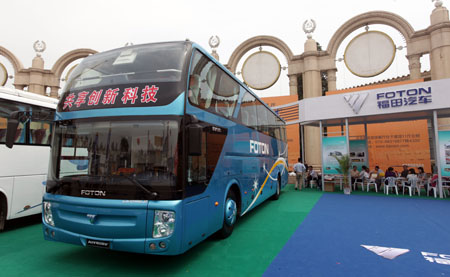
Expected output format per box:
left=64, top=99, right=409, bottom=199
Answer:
left=291, top=161, right=436, bottom=197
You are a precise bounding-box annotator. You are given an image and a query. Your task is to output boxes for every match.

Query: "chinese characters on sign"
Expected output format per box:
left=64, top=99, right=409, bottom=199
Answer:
left=422, top=252, right=450, bottom=265
left=63, top=85, right=159, bottom=110
left=368, top=134, right=421, bottom=148
left=376, top=87, right=432, bottom=110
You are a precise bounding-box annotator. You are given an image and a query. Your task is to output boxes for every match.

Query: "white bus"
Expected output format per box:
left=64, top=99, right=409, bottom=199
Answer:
left=0, top=87, right=57, bottom=231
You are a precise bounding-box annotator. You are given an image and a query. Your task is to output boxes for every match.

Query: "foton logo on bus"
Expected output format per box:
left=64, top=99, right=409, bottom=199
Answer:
left=81, top=190, right=107, bottom=197
left=250, top=140, right=269, bottom=155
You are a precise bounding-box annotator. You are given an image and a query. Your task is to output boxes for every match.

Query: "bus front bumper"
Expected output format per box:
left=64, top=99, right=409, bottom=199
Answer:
left=43, top=222, right=178, bottom=255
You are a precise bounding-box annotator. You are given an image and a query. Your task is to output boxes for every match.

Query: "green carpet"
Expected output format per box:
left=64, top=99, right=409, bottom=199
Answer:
left=0, top=185, right=322, bottom=277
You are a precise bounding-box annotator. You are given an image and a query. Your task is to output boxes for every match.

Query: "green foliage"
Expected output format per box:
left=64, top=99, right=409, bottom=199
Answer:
left=332, top=154, right=351, bottom=174
left=333, top=154, right=351, bottom=188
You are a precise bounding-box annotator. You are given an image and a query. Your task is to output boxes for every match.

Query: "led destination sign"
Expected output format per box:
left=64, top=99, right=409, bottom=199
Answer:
left=58, top=82, right=182, bottom=112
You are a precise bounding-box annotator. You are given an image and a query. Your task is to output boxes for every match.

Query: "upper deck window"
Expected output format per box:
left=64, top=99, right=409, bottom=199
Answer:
left=64, top=43, right=188, bottom=92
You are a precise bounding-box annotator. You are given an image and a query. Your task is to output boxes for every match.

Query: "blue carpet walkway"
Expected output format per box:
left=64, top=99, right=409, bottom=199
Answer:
left=264, top=193, right=450, bottom=276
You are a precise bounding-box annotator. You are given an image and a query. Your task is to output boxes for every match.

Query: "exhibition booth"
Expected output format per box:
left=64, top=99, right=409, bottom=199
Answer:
left=299, top=78, right=450, bottom=198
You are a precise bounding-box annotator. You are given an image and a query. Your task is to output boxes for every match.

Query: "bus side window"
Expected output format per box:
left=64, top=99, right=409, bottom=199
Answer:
left=0, top=101, right=25, bottom=144
left=238, top=91, right=258, bottom=129
left=30, top=122, right=52, bottom=145
left=0, top=117, right=6, bottom=142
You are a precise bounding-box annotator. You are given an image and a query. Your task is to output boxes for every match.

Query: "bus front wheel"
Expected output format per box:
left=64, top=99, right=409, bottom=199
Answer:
left=218, top=189, right=237, bottom=239
left=0, top=195, right=6, bottom=231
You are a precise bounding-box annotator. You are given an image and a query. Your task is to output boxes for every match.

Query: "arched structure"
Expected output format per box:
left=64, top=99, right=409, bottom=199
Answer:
left=0, top=46, right=24, bottom=74
left=327, top=11, right=415, bottom=60
left=226, top=35, right=294, bottom=74
left=223, top=5, right=450, bottom=168
left=52, top=48, right=97, bottom=82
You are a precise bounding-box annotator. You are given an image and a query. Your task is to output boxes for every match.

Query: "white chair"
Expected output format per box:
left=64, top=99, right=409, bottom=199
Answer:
left=353, top=177, right=365, bottom=191
left=416, top=178, right=427, bottom=196
left=426, top=178, right=437, bottom=198
left=366, top=178, right=378, bottom=192
left=443, top=182, right=450, bottom=198
left=384, top=177, right=398, bottom=195
left=403, top=176, right=419, bottom=197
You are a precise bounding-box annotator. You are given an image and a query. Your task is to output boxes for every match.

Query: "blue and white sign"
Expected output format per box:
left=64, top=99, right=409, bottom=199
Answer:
left=300, top=78, right=450, bottom=123
left=376, top=86, right=432, bottom=110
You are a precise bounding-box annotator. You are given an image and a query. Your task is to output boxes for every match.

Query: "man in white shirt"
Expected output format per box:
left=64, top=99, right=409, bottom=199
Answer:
left=293, top=158, right=306, bottom=190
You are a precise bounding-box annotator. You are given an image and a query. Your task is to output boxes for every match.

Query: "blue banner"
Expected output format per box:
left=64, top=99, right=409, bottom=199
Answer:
left=322, top=136, right=348, bottom=174
left=438, top=131, right=450, bottom=177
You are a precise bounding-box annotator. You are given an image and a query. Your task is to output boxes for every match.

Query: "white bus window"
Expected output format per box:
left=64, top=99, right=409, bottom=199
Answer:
left=30, top=121, right=52, bottom=145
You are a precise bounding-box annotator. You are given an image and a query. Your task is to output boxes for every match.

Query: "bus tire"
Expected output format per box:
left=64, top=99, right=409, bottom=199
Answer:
left=271, top=176, right=281, bottom=200
left=217, top=189, right=237, bottom=239
left=0, top=194, right=6, bottom=231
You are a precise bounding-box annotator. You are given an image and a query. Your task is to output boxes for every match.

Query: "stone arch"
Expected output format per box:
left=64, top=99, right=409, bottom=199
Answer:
left=227, top=35, right=294, bottom=74
left=327, top=11, right=415, bottom=60
left=52, top=48, right=98, bottom=81
left=0, top=46, right=24, bottom=74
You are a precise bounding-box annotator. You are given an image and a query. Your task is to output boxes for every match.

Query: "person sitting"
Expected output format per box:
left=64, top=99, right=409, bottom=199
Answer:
left=306, top=166, right=319, bottom=188
left=384, top=167, right=397, bottom=184
left=354, top=166, right=369, bottom=190
left=406, top=168, right=417, bottom=180
left=350, top=165, right=359, bottom=185
left=403, top=168, right=418, bottom=193
left=370, top=165, right=384, bottom=191
left=417, top=167, right=427, bottom=182
left=360, top=166, right=370, bottom=179
left=400, top=165, right=409, bottom=178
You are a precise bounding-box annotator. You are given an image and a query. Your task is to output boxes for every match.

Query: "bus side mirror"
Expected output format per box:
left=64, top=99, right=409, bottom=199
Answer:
left=5, top=111, right=20, bottom=149
left=188, top=124, right=202, bottom=156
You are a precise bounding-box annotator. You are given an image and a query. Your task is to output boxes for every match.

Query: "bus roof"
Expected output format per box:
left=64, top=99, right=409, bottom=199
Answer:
left=0, top=87, right=58, bottom=109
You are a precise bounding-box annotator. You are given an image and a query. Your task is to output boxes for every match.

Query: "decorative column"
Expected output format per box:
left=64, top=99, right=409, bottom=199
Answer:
left=302, top=19, right=322, bottom=168
left=407, top=54, right=422, bottom=80
left=429, top=1, right=450, bottom=80
left=430, top=1, right=450, bottom=133
left=327, top=69, right=337, bottom=92
left=50, top=86, right=59, bottom=98
left=288, top=74, right=298, bottom=96
left=28, top=41, right=46, bottom=95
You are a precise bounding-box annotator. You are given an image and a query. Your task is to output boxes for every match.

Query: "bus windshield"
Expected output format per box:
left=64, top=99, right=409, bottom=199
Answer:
left=48, top=117, right=182, bottom=200
left=64, top=42, right=188, bottom=92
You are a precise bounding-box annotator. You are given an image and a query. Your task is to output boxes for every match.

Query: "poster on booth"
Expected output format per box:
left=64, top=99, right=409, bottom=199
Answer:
left=349, top=140, right=368, bottom=171
left=438, top=131, right=450, bottom=177
left=322, top=136, right=348, bottom=174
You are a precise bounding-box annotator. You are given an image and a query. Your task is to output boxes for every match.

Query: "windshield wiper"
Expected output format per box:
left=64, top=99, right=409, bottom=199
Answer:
left=124, top=175, right=159, bottom=200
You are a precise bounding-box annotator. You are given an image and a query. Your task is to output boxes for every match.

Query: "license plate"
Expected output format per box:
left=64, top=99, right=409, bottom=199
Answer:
left=86, top=239, right=110, bottom=249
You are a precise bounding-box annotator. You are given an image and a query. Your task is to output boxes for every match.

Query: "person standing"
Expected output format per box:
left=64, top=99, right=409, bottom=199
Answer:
left=293, top=158, right=306, bottom=190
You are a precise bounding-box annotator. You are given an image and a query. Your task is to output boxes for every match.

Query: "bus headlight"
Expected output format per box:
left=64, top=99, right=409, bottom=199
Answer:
left=43, top=201, right=55, bottom=227
left=153, top=210, right=175, bottom=238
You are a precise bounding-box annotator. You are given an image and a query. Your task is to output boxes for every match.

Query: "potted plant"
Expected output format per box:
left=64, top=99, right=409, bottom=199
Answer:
left=333, top=154, right=352, bottom=194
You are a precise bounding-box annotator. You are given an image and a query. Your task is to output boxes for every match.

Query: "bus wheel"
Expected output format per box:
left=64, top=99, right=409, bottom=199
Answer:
left=271, top=176, right=281, bottom=200
left=218, top=190, right=237, bottom=239
left=0, top=195, right=6, bottom=231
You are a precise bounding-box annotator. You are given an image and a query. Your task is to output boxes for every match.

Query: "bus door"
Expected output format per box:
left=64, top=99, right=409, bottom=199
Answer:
left=183, top=122, right=227, bottom=247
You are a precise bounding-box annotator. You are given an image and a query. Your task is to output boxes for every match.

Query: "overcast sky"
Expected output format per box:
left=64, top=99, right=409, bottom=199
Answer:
left=0, top=0, right=439, bottom=97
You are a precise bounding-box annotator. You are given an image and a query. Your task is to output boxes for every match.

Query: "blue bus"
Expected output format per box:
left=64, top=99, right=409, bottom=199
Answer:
left=9, top=41, right=288, bottom=255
